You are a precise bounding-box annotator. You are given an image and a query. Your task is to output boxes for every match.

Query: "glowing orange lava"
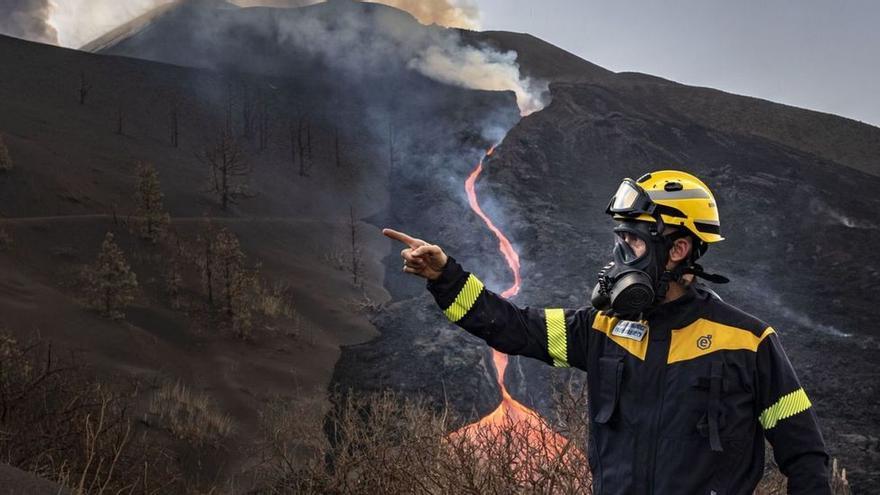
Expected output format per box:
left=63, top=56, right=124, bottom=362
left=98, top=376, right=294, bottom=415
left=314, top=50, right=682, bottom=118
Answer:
left=451, top=145, right=571, bottom=466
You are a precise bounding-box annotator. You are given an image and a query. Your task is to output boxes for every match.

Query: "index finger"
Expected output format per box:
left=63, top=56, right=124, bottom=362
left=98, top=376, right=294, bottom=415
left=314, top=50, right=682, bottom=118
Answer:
left=382, top=228, right=423, bottom=248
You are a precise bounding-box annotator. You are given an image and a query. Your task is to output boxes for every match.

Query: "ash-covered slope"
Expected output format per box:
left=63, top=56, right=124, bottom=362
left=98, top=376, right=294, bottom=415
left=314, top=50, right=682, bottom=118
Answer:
left=0, top=26, right=517, bottom=489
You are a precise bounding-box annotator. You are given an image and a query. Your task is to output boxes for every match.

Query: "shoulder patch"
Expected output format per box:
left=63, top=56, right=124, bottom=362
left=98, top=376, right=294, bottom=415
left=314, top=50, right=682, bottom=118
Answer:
left=668, top=318, right=774, bottom=364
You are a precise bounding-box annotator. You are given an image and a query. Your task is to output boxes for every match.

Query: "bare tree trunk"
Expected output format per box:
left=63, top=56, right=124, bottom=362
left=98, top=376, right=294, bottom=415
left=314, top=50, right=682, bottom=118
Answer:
left=221, top=156, right=229, bottom=211
left=288, top=119, right=297, bottom=174
left=169, top=94, right=179, bottom=147
left=350, top=204, right=360, bottom=286
left=335, top=126, right=341, bottom=168
left=115, top=100, right=125, bottom=136
left=297, top=117, right=308, bottom=177
left=388, top=122, right=394, bottom=169
left=224, top=81, right=234, bottom=136
left=241, top=82, right=254, bottom=140
left=257, top=94, right=269, bottom=152
left=205, top=236, right=214, bottom=307
left=78, top=71, right=92, bottom=105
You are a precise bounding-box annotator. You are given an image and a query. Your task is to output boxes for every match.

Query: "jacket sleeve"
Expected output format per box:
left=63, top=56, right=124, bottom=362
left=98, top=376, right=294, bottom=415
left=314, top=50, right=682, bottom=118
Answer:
left=426, top=256, right=594, bottom=371
left=756, top=330, right=831, bottom=495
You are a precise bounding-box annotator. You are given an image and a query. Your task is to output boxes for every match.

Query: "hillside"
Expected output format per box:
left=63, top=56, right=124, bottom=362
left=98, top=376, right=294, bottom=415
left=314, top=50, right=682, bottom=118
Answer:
left=0, top=25, right=515, bottom=490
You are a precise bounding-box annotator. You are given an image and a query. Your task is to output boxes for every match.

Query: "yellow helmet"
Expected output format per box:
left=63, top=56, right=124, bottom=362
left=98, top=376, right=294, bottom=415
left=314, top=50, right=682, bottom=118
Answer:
left=606, top=170, right=724, bottom=244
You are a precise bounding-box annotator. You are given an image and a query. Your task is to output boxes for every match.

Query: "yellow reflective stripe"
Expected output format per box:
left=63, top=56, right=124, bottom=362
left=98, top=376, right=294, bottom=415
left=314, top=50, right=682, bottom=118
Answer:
left=443, top=274, right=484, bottom=322
left=759, top=388, right=812, bottom=430
left=545, top=308, right=568, bottom=367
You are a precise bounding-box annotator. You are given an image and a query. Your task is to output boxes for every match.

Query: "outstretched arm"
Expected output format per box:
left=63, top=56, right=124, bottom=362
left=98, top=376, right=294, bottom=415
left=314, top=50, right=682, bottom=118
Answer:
left=383, top=228, right=593, bottom=370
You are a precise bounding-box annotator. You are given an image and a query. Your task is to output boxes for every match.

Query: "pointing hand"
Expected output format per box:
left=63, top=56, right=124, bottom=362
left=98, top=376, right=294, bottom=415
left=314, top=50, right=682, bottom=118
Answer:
left=382, top=228, right=448, bottom=281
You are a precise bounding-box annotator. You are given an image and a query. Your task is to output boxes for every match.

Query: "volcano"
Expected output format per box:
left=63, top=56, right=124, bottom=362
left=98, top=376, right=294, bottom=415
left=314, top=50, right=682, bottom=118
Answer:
left=0, top=0, right=878, bottom=491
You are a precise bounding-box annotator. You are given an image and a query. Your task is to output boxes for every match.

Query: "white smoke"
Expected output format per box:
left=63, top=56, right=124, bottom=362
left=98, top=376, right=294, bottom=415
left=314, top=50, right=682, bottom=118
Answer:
left=411, top=43, right=548, bottom=116
left=269, top=2, right=547, bottom=115
left=0, top=0, right=59, bottom=44
left=826, top=207, right=878, bottom=230
left=50, top=0, right=173, bottom=48
left=365, top=0, right=479, bottom=30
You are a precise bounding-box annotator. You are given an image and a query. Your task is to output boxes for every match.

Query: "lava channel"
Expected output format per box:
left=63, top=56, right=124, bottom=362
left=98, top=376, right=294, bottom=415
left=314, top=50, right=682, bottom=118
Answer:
left=448, top=144, right=579, bottom=474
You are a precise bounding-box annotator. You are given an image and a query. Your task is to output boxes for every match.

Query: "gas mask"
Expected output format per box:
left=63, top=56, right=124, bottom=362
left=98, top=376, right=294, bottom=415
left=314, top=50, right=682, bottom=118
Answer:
left=590, top=220, right=678, bottom=319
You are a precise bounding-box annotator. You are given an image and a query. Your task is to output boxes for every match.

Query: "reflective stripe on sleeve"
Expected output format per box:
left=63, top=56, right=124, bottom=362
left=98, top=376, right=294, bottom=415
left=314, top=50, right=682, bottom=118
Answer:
left=545, top=308, right=569, bottom=367
left=443, top=274, right=484, bottom=322
left=759, top=387, right=812, bottom=430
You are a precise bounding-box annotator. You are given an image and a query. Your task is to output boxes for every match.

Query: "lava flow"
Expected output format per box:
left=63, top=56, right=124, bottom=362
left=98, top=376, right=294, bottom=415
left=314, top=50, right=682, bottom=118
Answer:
left=448, top=144, right=572, bottom=469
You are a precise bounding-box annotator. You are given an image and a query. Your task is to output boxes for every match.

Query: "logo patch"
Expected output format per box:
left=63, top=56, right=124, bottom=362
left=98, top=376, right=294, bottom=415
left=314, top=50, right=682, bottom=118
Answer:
left=611, top=321, right=648, bottom=341
left=697, top=334, right=713, bottom=350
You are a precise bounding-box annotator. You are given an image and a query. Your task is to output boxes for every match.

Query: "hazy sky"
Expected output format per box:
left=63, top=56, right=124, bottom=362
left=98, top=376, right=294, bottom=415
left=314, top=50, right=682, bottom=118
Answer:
left=475, top=0, right=879, bottom=127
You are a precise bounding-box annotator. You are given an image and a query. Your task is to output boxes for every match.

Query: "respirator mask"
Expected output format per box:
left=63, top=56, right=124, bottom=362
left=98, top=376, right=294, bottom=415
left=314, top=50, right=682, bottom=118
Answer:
left=590, top=220, right=680, bottom=320
left=590, top=179, right=687, bottom=319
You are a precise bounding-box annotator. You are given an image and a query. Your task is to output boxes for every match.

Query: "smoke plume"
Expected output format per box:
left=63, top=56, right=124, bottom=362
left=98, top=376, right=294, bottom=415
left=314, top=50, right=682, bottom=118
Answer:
left=366, top=0, right=479, bottom=30
left=43, top=0, right=546, bottom=115
left=266, top=2, right=547, bottom=115
left=0, top=0, right=58, bottom=44
left=412, top=44, right=548, bottom=115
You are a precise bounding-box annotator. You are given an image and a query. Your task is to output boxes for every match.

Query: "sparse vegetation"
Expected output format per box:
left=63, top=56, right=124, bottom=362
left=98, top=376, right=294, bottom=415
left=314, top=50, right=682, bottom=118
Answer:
left=248, top=383, right=852, bottom=495
left=0, top=330, right=182, bottom=494
left=0, top=133, right=12, bottom=172
left=252, top=388, right=589, bottom=494
left=84, top=232, right=138, bottom=319
left=214, top=227, right=259, bottom=338
left=133, top=162, right=170, bottom=242
left=199, top=128, right=251, bottom=210
left=256, top=280, right=294, bottom=319
left=196, top=226, right=260, bottom=338
left=147, top=381, right=233, bottom=447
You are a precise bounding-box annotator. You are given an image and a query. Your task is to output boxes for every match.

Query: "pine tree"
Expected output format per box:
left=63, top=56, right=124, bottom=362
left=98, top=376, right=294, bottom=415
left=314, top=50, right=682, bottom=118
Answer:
left=134, top=162, right=170, bottom=242
left=0, top=134, right=12, bottom=172
left=214, top=228, right=256, bottom=338
left=85, top=232, right=138, bottom=319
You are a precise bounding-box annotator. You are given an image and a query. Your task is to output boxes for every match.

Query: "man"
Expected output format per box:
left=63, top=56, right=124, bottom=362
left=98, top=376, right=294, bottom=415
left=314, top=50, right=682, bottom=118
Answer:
left=384, top=170, right=832, bottom=494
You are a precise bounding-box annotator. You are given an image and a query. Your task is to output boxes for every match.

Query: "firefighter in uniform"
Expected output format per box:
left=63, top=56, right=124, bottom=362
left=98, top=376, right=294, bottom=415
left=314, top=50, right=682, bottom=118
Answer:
left=384, top=170, right=831, bottom=494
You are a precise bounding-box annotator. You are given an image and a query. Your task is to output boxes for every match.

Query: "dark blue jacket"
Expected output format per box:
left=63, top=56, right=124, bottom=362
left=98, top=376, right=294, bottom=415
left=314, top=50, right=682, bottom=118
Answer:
left=428, top=257, right=831, bottom=495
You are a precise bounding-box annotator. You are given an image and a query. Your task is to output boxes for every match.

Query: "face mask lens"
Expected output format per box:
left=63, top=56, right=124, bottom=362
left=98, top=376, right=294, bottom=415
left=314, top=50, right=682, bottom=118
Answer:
left=614, top=231, right=646, bottom=264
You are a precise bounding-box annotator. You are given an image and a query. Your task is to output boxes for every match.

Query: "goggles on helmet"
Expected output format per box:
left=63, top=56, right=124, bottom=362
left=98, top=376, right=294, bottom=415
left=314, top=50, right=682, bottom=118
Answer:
left=605, top=178, right=656, bottom=217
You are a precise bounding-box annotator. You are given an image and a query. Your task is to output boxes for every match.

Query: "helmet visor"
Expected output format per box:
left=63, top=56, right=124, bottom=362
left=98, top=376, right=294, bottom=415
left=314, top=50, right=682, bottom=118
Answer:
left=607, top=179, right=655, bottom=216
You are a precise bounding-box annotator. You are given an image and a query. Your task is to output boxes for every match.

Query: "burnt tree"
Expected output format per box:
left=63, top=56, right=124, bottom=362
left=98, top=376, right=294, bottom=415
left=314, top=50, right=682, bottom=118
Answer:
left=199, top=129, right=251, bottom=210
left=288, top=116, right=313, bottom=177
left=349, top=205, right=362, bottom=286
left=168, top=92, right=180, bottom=147
left=78, top=71, right=92, bottom=105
